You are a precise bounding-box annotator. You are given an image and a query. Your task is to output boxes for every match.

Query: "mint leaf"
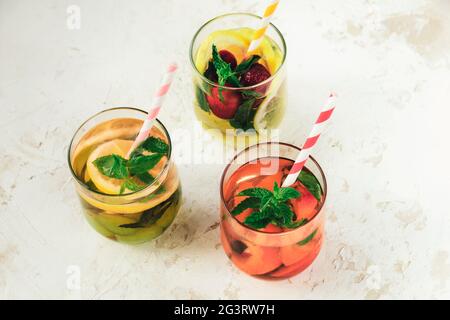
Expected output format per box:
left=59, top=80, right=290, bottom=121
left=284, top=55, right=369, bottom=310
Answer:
left=244, top=211, right=271, bottom=229
left=93, top=154, right=128, bottom=179
left=229, top=98, right=256, bottom=130
left=120, top=194, right=174, bottom=228
left=231, top=197, right=261, bottom=216
left=119, top=178, right=145, bottom=194
left=196, top=86, right=210, bottom=112
left=140, top=137, right=168, bottom=155
left=271, top=182, right=299, bottom=202
left=130, top=137, right=169, bottom=158
left=285, top=218, right=308, bottom=229
left=232, top=181, right=303, bottom=230
left=211, top=44, right=241, bottom=100
left=128, top=153, right=164, bottom=175
left=273, top=202, right=294, bottom=226
left=136, top=172, right=155, bottom=184
left=298, top=170, right=322, bottom=201
left=241, top=90, right=263, bottom=99
left=297, top=229, right=317, bottom=246
left=235, top=55, right=260, bottom=74
left=275, top=187, right=300, bottom=201
left=238, top=187, right=272, bottom=199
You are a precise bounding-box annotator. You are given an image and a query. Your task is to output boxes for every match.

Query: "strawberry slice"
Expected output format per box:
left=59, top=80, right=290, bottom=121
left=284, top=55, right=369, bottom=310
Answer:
left=204, top=61, right=218, bottom=82
left=206, top=87, right=242, bottom=119
left=218, top=50, right=237, bottom=70
left=240, top=63, right=271, bottom=94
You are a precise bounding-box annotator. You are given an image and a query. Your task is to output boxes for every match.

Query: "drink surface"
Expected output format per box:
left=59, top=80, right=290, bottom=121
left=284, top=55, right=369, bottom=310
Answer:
left=71, top=118, right=181, bottom=244
left=220, top=157, right=324, bottom=279
left=193, top=27, right=286, bottom=133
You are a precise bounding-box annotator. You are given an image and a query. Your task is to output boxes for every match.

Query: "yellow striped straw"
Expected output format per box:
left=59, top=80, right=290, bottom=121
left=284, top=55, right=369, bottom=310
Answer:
left=247, top=0, right=281, bottom=54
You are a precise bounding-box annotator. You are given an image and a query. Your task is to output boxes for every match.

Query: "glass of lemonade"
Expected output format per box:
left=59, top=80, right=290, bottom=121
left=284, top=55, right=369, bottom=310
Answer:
left=190, top=13, right=286, bottom=134
left=68, top=108, right=182, bottom=244
left=220, top=142, right=326, bottom=279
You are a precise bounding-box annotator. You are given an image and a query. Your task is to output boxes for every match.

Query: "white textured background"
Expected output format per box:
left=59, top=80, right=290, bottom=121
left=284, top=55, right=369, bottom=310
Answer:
left=1, top=0, right=449, bottom=299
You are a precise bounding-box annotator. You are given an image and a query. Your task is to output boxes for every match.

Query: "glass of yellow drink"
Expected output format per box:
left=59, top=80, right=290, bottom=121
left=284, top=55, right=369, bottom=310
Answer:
left=190, top=13, right=286, bottom=135
left=68, top=108, right=181, bottom=244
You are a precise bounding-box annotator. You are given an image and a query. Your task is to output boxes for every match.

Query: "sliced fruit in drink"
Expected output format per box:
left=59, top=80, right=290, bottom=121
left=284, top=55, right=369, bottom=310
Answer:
left=115, top=224, right=164, bottom=244
left=86, top=139, right=132, bottom=194
left=240, top=63, right=271, bottom=94
left=206, top=87, right=242, bottom=119
left=219, top=50, right=237, bottom=70
left=79, top=164, right=179, bottom=215
left=84, top=210, right=115, bottom=239
left=156, top=189, right=181, bottom=228
left=193, top=103, right=234, bottom=131
left=195, top=30, right=249, bottom=73
left=231, top=241, right=282, bottom=275
left=290, top=186, right=319, bottom=221
left=94, top=213, right=138, bottom=236
left=279, top=230, right=322, bottom=266
left=270, top=258, right=310, bottom=278
left=253, top=95, right=284, bottom=131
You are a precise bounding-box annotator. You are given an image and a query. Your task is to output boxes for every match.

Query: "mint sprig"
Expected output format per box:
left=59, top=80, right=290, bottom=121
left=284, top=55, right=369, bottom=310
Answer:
left=91, top=136, right=168, bottom=194
left=128, top=153, right=164, bottom=175
left=212, top=45, right=240, bottom=90
left=232, top=182, right=302, bottom=230
left=93, top=154, right=128, bottom=179
left=211, top=44, right=261, bottom=101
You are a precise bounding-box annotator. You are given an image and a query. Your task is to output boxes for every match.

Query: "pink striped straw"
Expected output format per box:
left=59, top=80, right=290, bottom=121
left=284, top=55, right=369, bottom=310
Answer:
left=281, top=93, right=337, bottom=187
left=126, top=63, right=178, bottom=158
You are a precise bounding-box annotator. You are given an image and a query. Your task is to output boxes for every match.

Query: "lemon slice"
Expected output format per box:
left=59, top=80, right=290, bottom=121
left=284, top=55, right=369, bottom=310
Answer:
left=86, top=139, right=133, bottom=195
left=195, top=29, right=249, bottom=73
left=79, top=164, right=180, bottom=215
left=253, top=77, right=286, bottom=131
left=194, top=104, right=234, bottom=131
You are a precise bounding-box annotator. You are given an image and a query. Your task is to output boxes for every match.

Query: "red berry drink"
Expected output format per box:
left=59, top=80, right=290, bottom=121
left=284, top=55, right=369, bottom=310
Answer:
left=190, top=13, right=286, bottom=134
left=220, top=143, right=326, bottom=279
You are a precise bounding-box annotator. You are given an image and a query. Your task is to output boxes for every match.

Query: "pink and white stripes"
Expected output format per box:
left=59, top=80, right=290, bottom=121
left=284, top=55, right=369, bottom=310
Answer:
left=127, top=63, right=178, bottom=158
left=281, top=93, right=337, bottom=187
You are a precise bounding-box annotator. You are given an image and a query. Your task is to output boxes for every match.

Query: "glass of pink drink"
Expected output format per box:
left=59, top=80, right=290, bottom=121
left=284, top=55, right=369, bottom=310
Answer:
left=220, top=142, right=327, bottom=279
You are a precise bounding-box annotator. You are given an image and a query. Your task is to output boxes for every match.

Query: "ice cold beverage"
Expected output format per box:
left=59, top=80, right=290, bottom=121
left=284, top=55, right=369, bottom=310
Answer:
left=70, top=116, right=181, bottom=244
left=220, top=157, right=324, bottom=279
left=191, top=16, right=287, bottom=134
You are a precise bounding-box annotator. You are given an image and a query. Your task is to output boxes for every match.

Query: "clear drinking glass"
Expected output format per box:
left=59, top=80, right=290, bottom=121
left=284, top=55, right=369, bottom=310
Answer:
left=190, top=13, right=287, bottom=135
left=68, top=108, right=182, bottom=244
left=220, top=142, right=327, bottom=279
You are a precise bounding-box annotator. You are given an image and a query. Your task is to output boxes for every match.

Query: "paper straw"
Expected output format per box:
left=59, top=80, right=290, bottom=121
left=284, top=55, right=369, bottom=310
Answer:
left=281, top=93, right=337, bottom=187
left=247, top=0, right=281, bottom=54
left=126, top=63, right=178, bottom=158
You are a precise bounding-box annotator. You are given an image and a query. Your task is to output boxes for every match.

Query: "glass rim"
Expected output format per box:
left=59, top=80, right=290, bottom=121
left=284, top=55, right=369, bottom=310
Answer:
left=67, top=107, right=173, bottom=199
left=189, top=12, right=287, bottom=91
left=220, top=142, right=328, bottom=236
